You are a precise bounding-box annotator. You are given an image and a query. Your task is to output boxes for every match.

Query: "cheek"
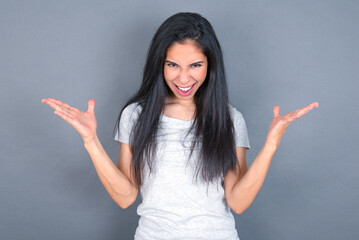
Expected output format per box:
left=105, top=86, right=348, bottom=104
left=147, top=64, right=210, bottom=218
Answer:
left=164, top=69, right=177, bottom=82
left=196, top=68, right=207, bottom=81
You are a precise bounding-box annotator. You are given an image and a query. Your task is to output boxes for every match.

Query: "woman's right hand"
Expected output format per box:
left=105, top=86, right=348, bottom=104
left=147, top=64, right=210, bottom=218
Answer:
left=41, top=98, right=97, bottom=143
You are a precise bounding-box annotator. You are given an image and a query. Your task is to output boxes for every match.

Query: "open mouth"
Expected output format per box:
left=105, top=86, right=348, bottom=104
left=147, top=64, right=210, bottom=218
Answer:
left=174, top=83, right=195, bottom=96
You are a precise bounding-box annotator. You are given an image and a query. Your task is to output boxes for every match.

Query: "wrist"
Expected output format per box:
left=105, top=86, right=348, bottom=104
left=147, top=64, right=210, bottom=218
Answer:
left=264, top=138, right=279, bottom=151
left=83, top=134, right=98, bottom=147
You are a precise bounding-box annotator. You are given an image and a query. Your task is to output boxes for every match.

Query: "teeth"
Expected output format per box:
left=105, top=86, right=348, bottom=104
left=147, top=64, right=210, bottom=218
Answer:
left=178, top=86, right=192, bottom=91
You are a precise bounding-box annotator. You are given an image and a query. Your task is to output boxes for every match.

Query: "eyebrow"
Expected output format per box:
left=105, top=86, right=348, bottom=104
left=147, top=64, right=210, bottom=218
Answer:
left=165, top=60, right=204, bottom=66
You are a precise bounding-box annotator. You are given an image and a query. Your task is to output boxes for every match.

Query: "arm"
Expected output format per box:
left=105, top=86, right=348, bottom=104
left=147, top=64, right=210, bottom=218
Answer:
left=41, top=98, right=138, bottom=209
left=225, top=102, right=319, bottom=214
left=84, top=136, right=138, bottom=209
left=225, top=144, right=276, bottom=214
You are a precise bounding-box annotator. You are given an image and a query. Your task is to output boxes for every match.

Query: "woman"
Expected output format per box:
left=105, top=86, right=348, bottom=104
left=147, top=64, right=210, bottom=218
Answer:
left=42, top=12, right=318, bottom=239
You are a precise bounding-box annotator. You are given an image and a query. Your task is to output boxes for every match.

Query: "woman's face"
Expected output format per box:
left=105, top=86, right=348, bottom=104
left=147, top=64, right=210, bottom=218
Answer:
left=164, top=40, right=208, bottom=102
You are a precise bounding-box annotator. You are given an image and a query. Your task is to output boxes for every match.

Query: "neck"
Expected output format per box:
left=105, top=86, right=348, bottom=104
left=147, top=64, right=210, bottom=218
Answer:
left=165, top=95, right=195, bottom=108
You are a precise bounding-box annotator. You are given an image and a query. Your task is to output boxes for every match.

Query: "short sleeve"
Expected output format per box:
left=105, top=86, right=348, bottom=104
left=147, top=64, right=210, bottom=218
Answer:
left=229, top=105, right=250, bottom=149
left=114, top=103, right=142, bottom=144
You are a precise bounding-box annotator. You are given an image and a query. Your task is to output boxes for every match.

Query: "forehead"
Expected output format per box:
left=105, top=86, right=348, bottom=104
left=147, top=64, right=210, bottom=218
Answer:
left=166, top=40, right=207, bottom=63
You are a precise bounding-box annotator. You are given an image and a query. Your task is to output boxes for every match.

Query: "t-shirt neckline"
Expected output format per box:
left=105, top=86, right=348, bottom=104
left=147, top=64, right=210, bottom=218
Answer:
left=160, top=114, right=195, bottom=124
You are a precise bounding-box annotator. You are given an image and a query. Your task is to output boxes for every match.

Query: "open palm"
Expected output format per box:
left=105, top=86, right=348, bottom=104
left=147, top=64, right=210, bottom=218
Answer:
left=41, top=98, right=97, bottom=142
left=266, top=102, right=319, bottom=148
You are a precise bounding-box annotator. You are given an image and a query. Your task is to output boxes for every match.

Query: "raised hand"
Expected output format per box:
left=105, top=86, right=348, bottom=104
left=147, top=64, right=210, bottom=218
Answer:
left=41, top=98, right=97, bottom=143
left=266, top=102, right=319, bottom=148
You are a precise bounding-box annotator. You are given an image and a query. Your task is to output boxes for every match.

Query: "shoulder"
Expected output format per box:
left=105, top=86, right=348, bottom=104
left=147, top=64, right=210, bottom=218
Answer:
left=228, top=104, right=245, bottom=122
left=121, top=102, right=143, bottom=121
left=228, top=104, right=251, bottom=148
left=123, top=102, right=142, bottom=115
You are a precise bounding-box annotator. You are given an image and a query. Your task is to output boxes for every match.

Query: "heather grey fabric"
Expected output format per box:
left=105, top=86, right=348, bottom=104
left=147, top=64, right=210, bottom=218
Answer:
left=114, top=103, right=250, bottom=239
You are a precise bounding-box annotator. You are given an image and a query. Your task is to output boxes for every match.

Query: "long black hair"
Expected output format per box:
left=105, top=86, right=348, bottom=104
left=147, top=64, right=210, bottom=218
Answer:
left=113, top=12, right=238, bottom=188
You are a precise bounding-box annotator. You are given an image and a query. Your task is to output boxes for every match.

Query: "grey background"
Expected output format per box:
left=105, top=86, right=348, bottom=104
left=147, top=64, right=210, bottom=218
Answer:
left=1, top=0, right=358, bottom=239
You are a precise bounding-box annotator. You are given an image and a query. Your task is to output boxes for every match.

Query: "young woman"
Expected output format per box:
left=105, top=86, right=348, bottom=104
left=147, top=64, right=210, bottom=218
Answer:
left=42, top=12, right=318, bottom=240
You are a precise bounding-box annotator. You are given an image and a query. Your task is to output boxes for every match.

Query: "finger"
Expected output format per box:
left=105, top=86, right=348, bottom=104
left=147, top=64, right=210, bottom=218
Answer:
left=295, top=102, right=319, bottom=117
left=273, top=105, right=280, bottom=118
left=43, top=98, right=76, bottom=113
left=87, top=99, right=95, bottom=113
left=54, top=110, right=75, bottom=124
left=47, top=98, right=74, bottom=111
left=45, top=101, right=71, bottom=113
left=43, top=99, right=63, bottom=111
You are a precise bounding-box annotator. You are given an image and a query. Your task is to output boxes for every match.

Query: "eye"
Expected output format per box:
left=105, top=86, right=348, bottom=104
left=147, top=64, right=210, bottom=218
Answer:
left=167, top=63, right=177, bottom=68
left=191, top=63, right=202, bottom=68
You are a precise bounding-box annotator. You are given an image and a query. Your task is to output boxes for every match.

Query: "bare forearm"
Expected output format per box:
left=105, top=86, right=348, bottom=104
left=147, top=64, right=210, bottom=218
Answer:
left=229, top=102, right=319, bottom=214
left=230, top=141, right=277, bottom=214
left=84, top=135, right=135, bottom=201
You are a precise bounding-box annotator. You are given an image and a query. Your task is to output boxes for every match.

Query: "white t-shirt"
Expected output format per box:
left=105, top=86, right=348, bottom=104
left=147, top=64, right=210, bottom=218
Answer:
left=114, top=103, right=250, bottom=240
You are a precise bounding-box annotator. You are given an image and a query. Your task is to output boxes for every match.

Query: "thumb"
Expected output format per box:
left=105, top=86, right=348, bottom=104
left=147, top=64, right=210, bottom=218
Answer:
left=87, top=99, right=95, bottom=113
left=273, top=105, right=280, bottom=118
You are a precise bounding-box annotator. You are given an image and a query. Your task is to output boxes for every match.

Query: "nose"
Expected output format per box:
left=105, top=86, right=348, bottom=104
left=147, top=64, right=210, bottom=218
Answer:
left=177, top=69, right=191, bottom=85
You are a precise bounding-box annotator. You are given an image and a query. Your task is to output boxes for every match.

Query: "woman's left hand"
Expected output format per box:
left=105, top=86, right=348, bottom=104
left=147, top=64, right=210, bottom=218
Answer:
left=266, top=102, right=319, bottom=148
